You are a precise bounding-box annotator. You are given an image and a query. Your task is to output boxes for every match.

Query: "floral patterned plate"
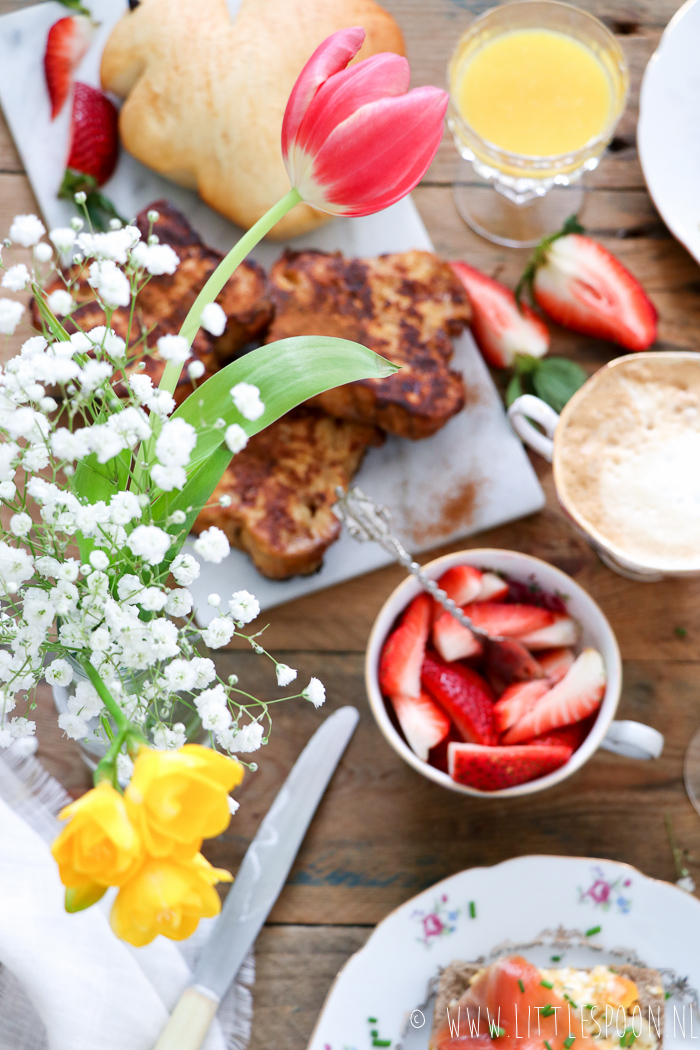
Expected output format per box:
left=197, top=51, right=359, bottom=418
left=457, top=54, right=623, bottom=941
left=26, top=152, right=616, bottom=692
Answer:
left=308, top=856, right=699, bottom=1050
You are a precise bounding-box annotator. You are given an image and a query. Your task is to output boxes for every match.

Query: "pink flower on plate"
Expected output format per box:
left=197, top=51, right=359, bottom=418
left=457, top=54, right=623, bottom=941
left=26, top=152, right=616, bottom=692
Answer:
left=587, top=879, right=612, bottom=905
left=282, top=27, right=448, bottom=217
left=422, top=913, right=444, bottom=938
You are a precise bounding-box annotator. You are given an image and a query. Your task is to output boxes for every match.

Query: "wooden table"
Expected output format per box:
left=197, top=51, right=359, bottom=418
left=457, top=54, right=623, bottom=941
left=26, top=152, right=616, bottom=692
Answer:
left=2, top=0, right=699, bottom=1046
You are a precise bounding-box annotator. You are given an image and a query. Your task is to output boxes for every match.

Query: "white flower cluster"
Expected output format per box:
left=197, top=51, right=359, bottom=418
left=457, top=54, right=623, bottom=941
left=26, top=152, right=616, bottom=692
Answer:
left=0, top=213, right=324, bottom=770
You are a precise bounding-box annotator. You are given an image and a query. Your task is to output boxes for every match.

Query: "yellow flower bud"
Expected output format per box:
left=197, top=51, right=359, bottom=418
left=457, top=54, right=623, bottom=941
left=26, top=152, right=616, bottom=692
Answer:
left=51, top=781, right=142, bottom=889
left=125, top=744, right=243, bottom=857
left=110, top=853, right=233, bottom=946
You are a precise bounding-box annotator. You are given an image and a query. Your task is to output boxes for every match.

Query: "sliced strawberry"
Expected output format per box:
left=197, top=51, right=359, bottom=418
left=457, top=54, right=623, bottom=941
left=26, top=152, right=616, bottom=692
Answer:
left=493, top=678, right=551, bottom=734
left=520, top=719, right=591, bottom=751
left=531, top=234, right=657, bottom=352
left=437, top=564, right=483, bottom=606
left=44, top=15, right=94, bottom=120
left=432, top=609, right=482, bottom=662
left=538, top=646, right=576, bottom=683
left=474, top=571, right=509, bottom=602
left=503, top=648, right=606, bottom=744
left=66, top=82, right=120, bottom=186
left=450, top=261, right=550, bottom=368
left=421, top=652, right=496, bottom=746
left=518, top=613, right=579, bottom=650
left=460, top=601, right=554, bottom=638
left=448, top=742, right=573, bottom=791
left=484, top=638, right=544, bottom=695
left=378, top=594, right=432, bottom=700
left=390, top=691, right=450, bottom=761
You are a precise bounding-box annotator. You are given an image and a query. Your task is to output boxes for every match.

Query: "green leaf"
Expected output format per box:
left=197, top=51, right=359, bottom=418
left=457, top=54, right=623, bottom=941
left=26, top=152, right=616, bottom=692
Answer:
left=169, top=336, right=396, bottom=471
left=31, top=286, right=70, bottom=343
left=505, top=372, right=524, bottom=407
left=71, top=449, right=131, bottom=562
left=532, top=357, right=587, bottom=412
left=149, top=336, right=396, bottom=523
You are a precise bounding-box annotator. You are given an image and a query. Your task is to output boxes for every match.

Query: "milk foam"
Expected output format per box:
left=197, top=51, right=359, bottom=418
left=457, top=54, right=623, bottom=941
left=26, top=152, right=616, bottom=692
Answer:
left=554, top=356, right=700, bottom=570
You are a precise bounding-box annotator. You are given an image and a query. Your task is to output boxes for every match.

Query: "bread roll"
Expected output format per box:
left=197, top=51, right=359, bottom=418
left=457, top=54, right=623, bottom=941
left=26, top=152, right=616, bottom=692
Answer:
left=101, top=0, right=405, bottom=238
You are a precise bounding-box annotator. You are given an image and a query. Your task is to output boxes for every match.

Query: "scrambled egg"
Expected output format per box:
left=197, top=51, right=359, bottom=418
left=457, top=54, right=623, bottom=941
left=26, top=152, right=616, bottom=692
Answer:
left=539, top=966, right=663, bottom=1050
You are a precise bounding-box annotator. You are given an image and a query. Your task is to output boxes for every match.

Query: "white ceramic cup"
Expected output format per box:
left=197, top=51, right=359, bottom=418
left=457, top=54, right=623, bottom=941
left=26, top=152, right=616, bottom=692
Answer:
left=365, top=549, right=664, bottom=798
left=507, top=351, right=700, bottom=581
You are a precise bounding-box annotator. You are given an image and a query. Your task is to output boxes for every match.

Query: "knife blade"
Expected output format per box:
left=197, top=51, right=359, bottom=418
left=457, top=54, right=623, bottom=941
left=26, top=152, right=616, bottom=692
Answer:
left=152, top=705, right=360, bottom=1050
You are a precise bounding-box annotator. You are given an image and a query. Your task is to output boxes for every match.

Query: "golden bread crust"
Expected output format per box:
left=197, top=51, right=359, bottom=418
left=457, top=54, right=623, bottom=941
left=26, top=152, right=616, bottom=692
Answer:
left=266, top=249, right=471, bottom=438
left=100, top=0, right=405, bottom=238
left=192, top=407, right=383, bottom=578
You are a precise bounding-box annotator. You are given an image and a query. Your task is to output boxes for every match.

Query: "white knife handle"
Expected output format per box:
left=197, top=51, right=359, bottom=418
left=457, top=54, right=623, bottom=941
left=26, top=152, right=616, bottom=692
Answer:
left=152, top=986, right=219, bottom=1050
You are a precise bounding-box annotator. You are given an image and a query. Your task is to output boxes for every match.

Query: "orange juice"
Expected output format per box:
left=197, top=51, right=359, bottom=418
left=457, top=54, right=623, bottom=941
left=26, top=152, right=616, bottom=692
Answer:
left=455, top=29, right=612, bottom=157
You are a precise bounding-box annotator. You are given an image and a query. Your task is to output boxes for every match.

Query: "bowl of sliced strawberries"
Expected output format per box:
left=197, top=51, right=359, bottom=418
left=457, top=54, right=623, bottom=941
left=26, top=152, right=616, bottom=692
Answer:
left=366, top=549, right=664, bottom=797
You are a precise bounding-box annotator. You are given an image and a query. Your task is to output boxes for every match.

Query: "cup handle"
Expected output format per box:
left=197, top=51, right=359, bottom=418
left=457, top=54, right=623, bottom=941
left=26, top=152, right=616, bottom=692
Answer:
left=507, top=394, right=560, bottom=463
left=600, top=720, right=665, bottom=760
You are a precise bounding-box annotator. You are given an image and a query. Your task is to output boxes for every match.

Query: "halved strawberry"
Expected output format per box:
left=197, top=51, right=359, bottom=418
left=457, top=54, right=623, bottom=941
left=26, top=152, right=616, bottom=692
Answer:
left=432, top=609, right=482, bottom=662
left=518, top=613, right=579, bottom=650
left=66, top=83, right=120, bottom=186
left=493, top=679, right=551, bottom=734
left=503, top=648, right=606, bottom=744
left=437, top=565, right=483, bottom=606
left=421, top=653, right=496, bottom=746
left=538, top=646, right=576, bottom=683
left=44, top=15, right=95, bottom=120
left=460, top=601, right=554, bottom=638
left=450, top=261, right=550, bottom=368
left=378, top=594, right=432, bottom=699
left=475, top=571, right=509, bottom=602
left=448, top=742, right=573, bottom=791
left=390, top=691, right=451, bottom=761
left=526, top=232, right=657, bottom=352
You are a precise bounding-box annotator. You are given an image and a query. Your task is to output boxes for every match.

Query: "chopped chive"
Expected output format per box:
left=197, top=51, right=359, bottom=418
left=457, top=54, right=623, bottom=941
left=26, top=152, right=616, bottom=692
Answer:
left=545, top=1041, right=554, bottom=1050
left=373, top=1041, right=392, bottom=1047
left=490, top=1027, right=506, bottom=1038
left=469, top=901, right=477, bottom=919
left=564, top=995, right=579, bottom=1008
left=586, top=1005, right=595, bottom=1012
left=564, top=1037, right=576, bottom=1048
left=586, top=925, right=601, bottom=937
left=675, top=626, right=687, bottom=638
left=665, top=992, right=671, bottom=1001
left=371, top=1031, right=378, bottom=1038
left=542, top=1005, right=556, bottom=1017
left=368, top=1018, right=378, bottom=1024
left=518, top=980, right=526, bottom=993
left=551, top=955, right=562, bottom=962
left=541, top=980, right=554, bottom=989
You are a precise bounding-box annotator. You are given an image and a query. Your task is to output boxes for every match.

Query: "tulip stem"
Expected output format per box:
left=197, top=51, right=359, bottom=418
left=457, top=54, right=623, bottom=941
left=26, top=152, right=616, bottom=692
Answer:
left=161, top=186, right=303, bottom=397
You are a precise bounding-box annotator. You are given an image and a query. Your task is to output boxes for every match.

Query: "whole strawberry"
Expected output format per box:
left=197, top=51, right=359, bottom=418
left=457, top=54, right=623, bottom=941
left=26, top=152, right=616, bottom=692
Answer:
left=59, top=83, right=123, bottom=229
left=517, top=216, right=657, bottom=352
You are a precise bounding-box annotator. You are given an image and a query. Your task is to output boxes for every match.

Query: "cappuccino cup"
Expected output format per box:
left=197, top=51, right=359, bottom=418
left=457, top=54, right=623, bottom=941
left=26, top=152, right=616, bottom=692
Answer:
left=508, top=351, right=700, bottom=581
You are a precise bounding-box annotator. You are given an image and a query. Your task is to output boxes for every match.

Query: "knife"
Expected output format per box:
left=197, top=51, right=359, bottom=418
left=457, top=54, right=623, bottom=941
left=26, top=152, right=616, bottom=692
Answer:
left=152, top=705, right=359, bottom=1050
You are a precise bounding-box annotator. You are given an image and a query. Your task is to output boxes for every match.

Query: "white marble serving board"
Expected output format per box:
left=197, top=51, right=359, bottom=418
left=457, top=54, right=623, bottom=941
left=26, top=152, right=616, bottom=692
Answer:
left=0, top=0, right=545, bottom=616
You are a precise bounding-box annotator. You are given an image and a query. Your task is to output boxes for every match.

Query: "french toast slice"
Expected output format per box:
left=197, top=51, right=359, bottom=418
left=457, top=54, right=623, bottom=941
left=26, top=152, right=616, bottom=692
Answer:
left=431, top=957, right=665, bottom=1050
left=192, top=407, right=384, bottom=579
left=34, top=200, right=272, bottom=403
left=265, top=249, right=471, bottom=439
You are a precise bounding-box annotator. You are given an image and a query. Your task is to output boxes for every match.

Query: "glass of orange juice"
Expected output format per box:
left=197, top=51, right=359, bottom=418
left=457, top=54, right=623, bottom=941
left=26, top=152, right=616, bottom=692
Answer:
left=448, top=1, right=628, bottom=246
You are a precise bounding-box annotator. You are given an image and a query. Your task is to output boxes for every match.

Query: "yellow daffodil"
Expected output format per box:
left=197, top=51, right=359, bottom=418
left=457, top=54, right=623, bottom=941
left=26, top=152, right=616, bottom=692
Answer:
left=110, top=852, right=232, bottom=946
left=125, top=744, right=244, bottom=857
left=51, top=780, right=143, bottom=890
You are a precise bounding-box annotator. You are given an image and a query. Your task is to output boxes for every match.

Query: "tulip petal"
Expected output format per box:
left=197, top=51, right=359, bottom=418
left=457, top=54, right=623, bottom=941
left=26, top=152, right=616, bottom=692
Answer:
left=295, top=52, right=410, bottom=161
left=282, top=26, right=366, bottom=162
left=302, top=86, right=448, bottom=216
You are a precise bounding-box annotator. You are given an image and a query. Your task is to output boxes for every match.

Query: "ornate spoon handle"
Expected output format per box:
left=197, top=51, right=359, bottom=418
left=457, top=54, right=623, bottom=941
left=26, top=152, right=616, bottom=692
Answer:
left=334, top=486, right=505, bottom=643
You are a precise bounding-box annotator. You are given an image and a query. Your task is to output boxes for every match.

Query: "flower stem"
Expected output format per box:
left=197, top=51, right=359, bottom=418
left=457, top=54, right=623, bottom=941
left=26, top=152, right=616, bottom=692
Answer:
left=80, top=657, right=128, bottom=733
left=162, top=187, right=302, bottom=397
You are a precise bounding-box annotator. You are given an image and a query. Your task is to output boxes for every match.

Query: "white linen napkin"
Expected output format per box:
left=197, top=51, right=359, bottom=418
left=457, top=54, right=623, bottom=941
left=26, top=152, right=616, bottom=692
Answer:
left=0, top=745, right=253, bottom=1050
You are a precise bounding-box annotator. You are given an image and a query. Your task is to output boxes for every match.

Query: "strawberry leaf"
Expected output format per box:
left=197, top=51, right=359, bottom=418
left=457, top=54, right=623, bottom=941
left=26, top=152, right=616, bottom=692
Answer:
left=505, top=373, right=523, bottom=407
left=532, top=357, right=587, bottom=412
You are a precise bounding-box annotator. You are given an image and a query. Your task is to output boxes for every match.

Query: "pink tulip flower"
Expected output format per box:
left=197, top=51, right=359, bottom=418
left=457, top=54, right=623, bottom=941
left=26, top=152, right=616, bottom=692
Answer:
left=282, top=27, right=448, bottom=217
